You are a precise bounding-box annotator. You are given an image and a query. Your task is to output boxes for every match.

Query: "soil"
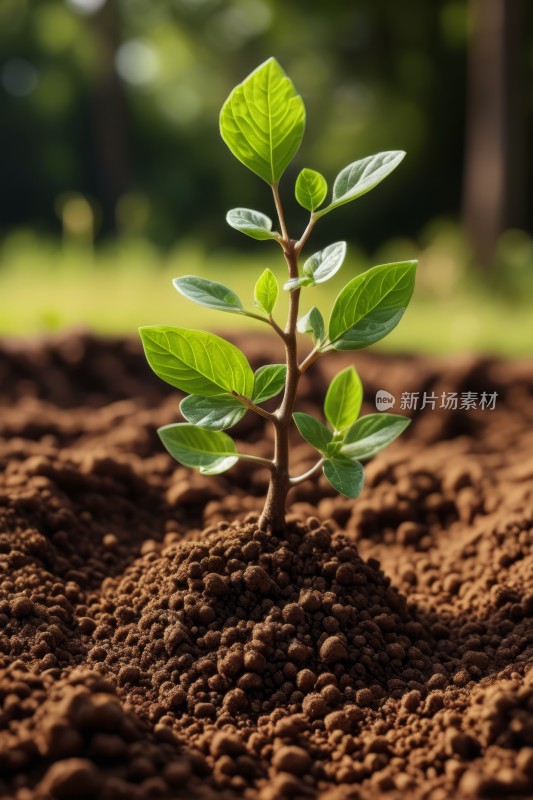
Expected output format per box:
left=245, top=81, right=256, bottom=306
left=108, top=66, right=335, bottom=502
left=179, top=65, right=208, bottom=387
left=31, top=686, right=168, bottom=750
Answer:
left=0, top=331, right=532, bottom=800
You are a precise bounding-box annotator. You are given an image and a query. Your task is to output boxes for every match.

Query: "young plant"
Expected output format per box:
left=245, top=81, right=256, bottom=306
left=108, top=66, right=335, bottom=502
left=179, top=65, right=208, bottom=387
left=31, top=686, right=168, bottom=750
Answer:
left=140, top=58, right=417, bottom=531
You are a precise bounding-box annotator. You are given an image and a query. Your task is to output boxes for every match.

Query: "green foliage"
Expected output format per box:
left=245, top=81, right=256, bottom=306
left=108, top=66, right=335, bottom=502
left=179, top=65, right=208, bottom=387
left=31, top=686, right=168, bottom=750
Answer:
left=226, top=209, right=279, bottom=241
left=329, top=261, right=417, bottom=350
left=254, top=269, right=279, bottom=314
left=158, top=423, right=239, bottom=475
left=253, top=364, right=287, bottom=403
left=220, top=57, right=306, bottom=185
left=141, top=58, right=417, bottom=527
left=293, top=412, right=333, bottom=454
left=297, top=306, right=325, bottom=344
left=140, top=326, right=254, bottom=397
left=180, top=394, right=246, bottom=431
left=341, top=414, right=411, bottom=460
left=315, top=152, right=406, bottom=219
left=324, top=366, right=363, bottom=432
left=323, top=457, right=365, bottom=498
left=285, top=242, right=347, bottom=290
left=295, top=169, right=328, bottom=212
left=173, top=276, right=243, bottom=313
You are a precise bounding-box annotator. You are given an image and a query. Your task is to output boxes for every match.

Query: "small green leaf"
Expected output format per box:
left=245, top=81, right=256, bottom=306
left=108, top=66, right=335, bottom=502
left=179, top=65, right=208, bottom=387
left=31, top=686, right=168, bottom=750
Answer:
left=226, top=208, right=279, bottom=241
left=341, top=414, right=410, bottom=461
left=173, top=276, right=243, bottom=313
left=315, top=151, right=405, bottom=218
left=158, top=423, right=239, bottom=475
left=297, top=307, right=325, bottom=344
left=328, top=261, right=417, bottom=350
left=323, top=457, right=365, bottom=498
left=140, top=327, right=254, bottom=397
left=295, top=168, right=328, bottom=212
left=324, top=366, right=363, bottom=432
left=254, top=268, right=279, bottom=314
left=180, top=394, right=247, bottom=431
left=285, top=242, right=347, bottom=290
left=220, top=57, right=306, bottom=185
left=293, top=412, right=332, bottom=454
left=253, top=364, right=286, bottom=403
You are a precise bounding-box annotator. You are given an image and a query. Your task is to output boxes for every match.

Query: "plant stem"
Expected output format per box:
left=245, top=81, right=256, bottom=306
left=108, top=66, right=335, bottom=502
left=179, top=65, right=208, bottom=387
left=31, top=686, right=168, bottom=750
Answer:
left=272, top=183, right=289, bottom=242
left=258, top=191, right=302, bottom=530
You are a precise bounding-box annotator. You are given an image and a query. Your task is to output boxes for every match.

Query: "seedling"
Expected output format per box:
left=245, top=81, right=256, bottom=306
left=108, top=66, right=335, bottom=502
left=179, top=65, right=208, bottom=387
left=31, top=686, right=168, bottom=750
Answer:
left=140, top=58, right=417, bottom=531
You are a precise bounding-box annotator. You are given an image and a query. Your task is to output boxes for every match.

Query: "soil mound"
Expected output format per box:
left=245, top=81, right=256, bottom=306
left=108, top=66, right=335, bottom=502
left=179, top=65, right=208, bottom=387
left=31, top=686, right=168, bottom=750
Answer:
left=89, top=519, right=436, bottom=725
left=0, top=333, right=532, bottom=800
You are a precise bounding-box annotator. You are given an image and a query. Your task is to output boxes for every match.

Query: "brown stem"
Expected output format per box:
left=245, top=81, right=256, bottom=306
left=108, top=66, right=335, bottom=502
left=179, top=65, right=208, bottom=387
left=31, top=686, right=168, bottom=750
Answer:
left=258, top=228, right=301, bottom=531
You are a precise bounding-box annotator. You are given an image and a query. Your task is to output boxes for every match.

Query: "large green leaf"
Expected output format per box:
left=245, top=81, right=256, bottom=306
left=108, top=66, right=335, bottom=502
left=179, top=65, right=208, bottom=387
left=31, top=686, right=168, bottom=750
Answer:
left=173, top=276, right=243, bottom=313
left=297, top=306, right=325, bottom=345
left=253, top=364, right=286, bottom=403
left=315, top=151, right=405, bottom=218
left=285, top=242, right=347, bottom=290
left=226, top=208, right=279, bottom=241
left=254, top=268, right=279, bottom=314
left=323, top=457, right=365, bottom=498
left=328, top=261, right=417, bottom=350
left=293, top=412, right=332, bottom=454
left=295, top=168, right=327, bottom=212
left=158, top=423, right=238, bottom=475
left=324, top=366, right=363, bottom=432
left=140, top=327, right=254, bottom=397
left=219, top=57, right=306, bottom=185
left=180, top=394, right=247, bottom=431
left=341, top=414, right=410, bottom=461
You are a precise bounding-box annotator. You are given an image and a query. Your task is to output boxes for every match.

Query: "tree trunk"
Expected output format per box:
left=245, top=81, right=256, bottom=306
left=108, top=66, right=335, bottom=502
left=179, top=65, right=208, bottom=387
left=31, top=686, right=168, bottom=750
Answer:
left=462, top=0, right=524, bottom=270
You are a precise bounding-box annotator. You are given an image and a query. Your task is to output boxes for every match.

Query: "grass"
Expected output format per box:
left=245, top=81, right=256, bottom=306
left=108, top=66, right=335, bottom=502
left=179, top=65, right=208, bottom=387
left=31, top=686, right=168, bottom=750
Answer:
left=0, top=231, right=531, bottom=356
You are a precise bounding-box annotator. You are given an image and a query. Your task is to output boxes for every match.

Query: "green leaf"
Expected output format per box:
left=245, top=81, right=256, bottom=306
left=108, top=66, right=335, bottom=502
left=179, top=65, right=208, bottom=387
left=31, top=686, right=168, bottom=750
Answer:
left=254, top=268, right=279, bottom=314
left=328, top=261, right=417, bottom=350
left=297, top=306, right=325, bottom=344
left=295, top=168, right=327, bottom=212
left=158, top=423, right=239, bottom=475
left=323, top=457, right=365, bottom=498
left=285, top=241, right=347, bottom=290
left=219, top=57, right=306, bottom=185
left=180, top=394, right=247, bottom=431
left=173, top=276, right=243, bottom=313
left=324, top=366, right=363, bottom=432
left=341, top=414, right=410, bottom=461
left=140, top=327, right=254, bottom=397
left=293, top=412, right=332, bottom=454
left=226, top=208, right=279, bottom=241
left=315, top=151, right=405, bottom=218
left=253, top=364, right=286, bottom=403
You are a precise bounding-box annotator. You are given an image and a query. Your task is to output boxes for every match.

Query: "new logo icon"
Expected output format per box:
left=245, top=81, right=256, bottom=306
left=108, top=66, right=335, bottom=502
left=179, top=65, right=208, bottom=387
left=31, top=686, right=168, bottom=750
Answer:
left=375, top=390, right=396, bottom=412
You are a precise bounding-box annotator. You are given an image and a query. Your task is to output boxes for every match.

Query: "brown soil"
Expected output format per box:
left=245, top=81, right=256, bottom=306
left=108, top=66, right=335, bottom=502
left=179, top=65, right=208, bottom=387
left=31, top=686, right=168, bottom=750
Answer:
left=0, top=332, right=532, bottom=800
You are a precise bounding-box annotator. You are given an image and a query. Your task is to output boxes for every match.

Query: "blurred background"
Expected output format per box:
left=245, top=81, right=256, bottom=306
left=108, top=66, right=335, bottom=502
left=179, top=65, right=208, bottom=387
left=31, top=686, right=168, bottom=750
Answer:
left=0, top=0, right=532, bottom=353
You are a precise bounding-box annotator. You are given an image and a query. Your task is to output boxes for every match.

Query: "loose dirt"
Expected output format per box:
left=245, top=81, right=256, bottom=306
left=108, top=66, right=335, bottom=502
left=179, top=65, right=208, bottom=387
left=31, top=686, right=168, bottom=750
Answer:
left=0, top=332, right=532, bottom=800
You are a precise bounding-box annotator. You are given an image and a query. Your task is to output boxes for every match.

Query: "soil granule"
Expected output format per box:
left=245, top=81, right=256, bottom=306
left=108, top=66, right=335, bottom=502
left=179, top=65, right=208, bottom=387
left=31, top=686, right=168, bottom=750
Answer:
left=0, top=332, right=532, bottom=800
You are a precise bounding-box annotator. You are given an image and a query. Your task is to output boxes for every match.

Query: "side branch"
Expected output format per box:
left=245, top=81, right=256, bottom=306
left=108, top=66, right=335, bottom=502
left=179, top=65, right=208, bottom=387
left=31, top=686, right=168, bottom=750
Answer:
left=299, top=346, right=324, bottom=374
left=244, top=310, right=288, bottom=342
left=290, top=457, right=324, bottom=485
left=233, top=392, right=277, bottom=423
left=295, top=213, right=317, bottom=255
left=238, top=454, right=276, bottom=472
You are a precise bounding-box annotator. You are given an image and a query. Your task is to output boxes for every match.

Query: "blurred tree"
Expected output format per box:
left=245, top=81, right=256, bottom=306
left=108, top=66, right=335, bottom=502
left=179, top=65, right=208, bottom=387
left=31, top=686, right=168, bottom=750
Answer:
left=462, top=0, right=526, bottom=270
